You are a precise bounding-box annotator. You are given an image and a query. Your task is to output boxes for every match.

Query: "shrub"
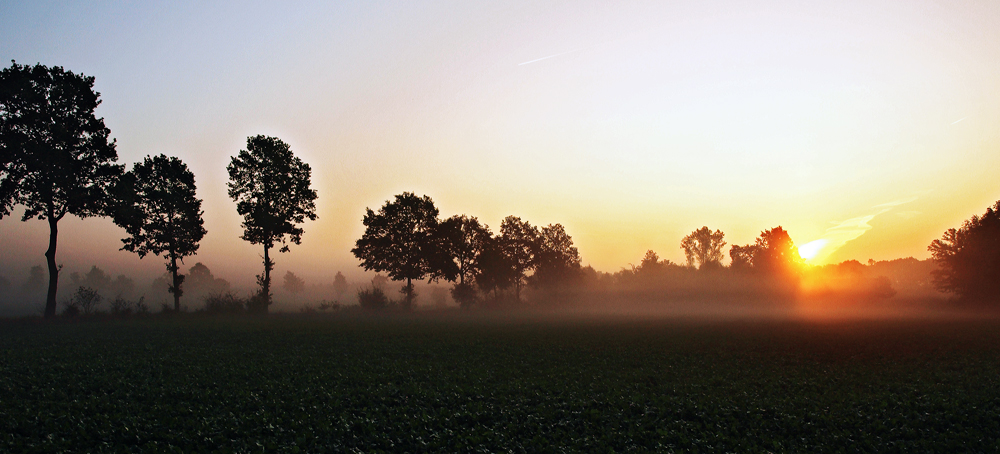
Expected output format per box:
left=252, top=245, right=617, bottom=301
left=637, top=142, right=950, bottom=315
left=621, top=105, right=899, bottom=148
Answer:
left=318, top=300, right=340, bottom=311
left=109, top=294, right=148, bottom=316
left=67, top=286, right=102, bottom=315
left=358, top=285, right=390, bottom=311
left=203, top=292, right=248, bottom=314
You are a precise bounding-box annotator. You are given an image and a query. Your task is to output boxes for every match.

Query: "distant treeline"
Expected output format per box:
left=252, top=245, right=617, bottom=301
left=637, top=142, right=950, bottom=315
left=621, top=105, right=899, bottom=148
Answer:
left=2, top=61, right=997, bottom=318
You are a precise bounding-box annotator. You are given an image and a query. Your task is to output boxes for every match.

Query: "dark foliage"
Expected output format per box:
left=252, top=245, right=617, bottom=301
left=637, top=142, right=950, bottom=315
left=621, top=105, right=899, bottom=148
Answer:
left=357, top=284, right=391, bottom=311
left=0, top=61, right=121, bottom=318
left=64, top=286, right=102, bottom=316
left=114, top=154, right=206, bottom=312
left=2, top=318, right=1000, bottom=452
left=499, top=216, right=539, bottom=302
left=475, top=233, right=517, bottom=303
left=929, top=200, right=1000, bottom=303
left=227, top=135, right=317, bottom=313
left=351, top=192, right=440, bottom=310
left=531, top=223, right=582, bottom=289
left=431, top=214, right=493, bottom=308
left=108, top=294, right=148, bottom=316
left=202, top=292, right=248, bottom=315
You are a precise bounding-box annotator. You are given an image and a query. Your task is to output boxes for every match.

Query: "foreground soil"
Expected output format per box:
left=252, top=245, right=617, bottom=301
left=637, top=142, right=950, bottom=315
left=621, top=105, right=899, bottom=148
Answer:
left=1, top=313, right=998, bottom=452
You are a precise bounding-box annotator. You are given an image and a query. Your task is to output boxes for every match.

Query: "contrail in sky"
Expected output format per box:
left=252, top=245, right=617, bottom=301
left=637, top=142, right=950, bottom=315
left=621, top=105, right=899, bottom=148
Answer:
left=518, top=49, right=580, bottom=66
left=951, top=117, right=968, bottom=125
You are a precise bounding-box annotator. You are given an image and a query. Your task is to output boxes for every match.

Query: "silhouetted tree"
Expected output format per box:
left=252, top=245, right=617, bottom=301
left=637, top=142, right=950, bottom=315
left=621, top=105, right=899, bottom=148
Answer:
left=114, top=154, right=206, bottom=312
left=531, top=223, right=582, bottom=288
left=352, top=192, right=440, bottom=310
left=283, top=271, right=305, bottom=294
left=0, top=61, right=121, bottom=318
left=70, top=265, right=111, bottom=291
left=729, top=244, right=758, bottom=271
left=636, top=250, right=671, bottom=275
left=185, top=263, right=230, bottom=296
left=500, top=216, right=539, bottom=302
left=432, top=215, right=492, bottom=308
left=475, top=234, right=515, bottom=302
left=227, top=135, right=317, bottom=313
left=681, top=226, right=727, bottom=270
left=928, top=200, right=1000, bottom=303
left=333, top=271, right=349, bottom=300
left=753, top=226, right=803, bottom=274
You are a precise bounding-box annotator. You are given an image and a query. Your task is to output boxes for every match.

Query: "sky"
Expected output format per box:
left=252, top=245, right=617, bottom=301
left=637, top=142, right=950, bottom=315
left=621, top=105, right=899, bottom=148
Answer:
left=1, top=0, right=999, bottom=289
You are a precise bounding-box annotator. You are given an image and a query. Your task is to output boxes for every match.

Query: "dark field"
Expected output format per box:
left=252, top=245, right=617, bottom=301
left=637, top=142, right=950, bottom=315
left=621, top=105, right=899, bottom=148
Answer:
left=2, top=313, right=999, bottom=452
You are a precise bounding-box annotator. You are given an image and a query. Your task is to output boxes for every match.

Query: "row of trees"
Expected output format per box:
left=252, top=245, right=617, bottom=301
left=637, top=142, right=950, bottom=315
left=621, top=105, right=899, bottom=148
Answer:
left=1, top=61, right=317, bottom=317
left=352, top=193, right=582, bottom=309
left=3, top=61, right=996, bottom=315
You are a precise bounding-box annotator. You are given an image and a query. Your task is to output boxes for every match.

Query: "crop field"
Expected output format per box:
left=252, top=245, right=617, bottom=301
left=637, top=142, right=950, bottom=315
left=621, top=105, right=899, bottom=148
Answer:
left=2, top=313, right=1000, bottom=452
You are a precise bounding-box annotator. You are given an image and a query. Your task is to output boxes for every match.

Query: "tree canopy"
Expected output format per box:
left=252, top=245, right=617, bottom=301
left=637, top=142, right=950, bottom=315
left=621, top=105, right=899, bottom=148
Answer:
left=114, top=154, right=205, bottom=312
left=227, top=135, right=317, bottom=312
left=431, top=215, right=492, bottom=308
left=929, top=200, right=1000, bottom=303
left=681, top=227, right=727, bottom=270
left=0, top=61, right=121, bottom=318
left=531, top=223, right=582, bottom=288
left=500, top=216, right=539, bottom=301
left=351, top=192, right=440, bottom=310
left=753, top=226, right=803, bottom=274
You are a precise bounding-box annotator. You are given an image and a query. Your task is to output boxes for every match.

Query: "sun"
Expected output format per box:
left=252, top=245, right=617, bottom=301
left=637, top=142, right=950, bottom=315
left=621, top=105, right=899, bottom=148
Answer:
left=797, top=239, right=829, bottom=261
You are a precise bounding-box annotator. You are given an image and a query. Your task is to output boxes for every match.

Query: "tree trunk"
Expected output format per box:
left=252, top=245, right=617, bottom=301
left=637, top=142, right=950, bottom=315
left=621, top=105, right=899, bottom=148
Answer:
left=405, top=277, right=413, bottom=311
left=260, top=245, right=273, bottom=314
left=170, top=254, right=181, bottom=312
left=43, top=215, right=59, bottom=319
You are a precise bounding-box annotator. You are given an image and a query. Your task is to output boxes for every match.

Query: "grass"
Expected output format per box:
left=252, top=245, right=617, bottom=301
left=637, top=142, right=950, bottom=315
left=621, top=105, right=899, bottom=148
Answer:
left=1, top=313, right=999, bottom=452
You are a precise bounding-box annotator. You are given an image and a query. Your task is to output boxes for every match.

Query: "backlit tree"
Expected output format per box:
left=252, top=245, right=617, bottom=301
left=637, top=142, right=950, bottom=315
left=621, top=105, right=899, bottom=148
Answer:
left=680, top=226, right=727, bottom=270
left=0, top=61, right=121, bottom=318
left=351, top=192, right=440, bottom=310
left=227, top=135, right=317, bottom=313
left=929, top=200, right=1000, bottom=303
left=114, top=154, right=205, bottom=312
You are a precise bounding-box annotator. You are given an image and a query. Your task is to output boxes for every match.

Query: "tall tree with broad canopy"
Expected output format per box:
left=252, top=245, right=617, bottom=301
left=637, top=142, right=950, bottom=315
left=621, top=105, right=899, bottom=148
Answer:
left=431, top=214, right=492, bottom=308
left=351, top=192, right=440, bottom=310
left=0, top=61, right=121, bottom=318
left=500, top=215, right=539, bottom=302
left=680, top=226, right=727, bottom=269
left=114, top=154, right=205, bottom=312
left=531, top=223, right=582, bottom=288
left=929, top=200, right=1000, bottom=303
left=227, top=135, right=317, bottom=313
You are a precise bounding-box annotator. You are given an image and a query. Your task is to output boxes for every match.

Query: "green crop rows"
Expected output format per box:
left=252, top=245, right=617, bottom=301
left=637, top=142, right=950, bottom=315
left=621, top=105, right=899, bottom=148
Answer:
left=1, top=315, right=999, bottom=452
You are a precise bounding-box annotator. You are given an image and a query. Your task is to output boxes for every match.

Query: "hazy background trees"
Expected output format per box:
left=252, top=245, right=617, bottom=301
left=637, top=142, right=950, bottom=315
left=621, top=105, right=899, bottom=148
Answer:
left=0, top=61, right=121, bottom=318
left=227, top=135, right=317, bottom=314
left=114, top=154, right=206, bottom=312
left=681, top=227, right=726, bottom=270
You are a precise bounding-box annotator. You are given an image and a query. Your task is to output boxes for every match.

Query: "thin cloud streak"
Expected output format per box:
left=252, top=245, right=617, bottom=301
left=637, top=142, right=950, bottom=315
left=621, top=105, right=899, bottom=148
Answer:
left=803, top=197, right=921, bottom=264
left=951, top=117, right=968, bottom=125
left=518, top=49, right=580, bottom=66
